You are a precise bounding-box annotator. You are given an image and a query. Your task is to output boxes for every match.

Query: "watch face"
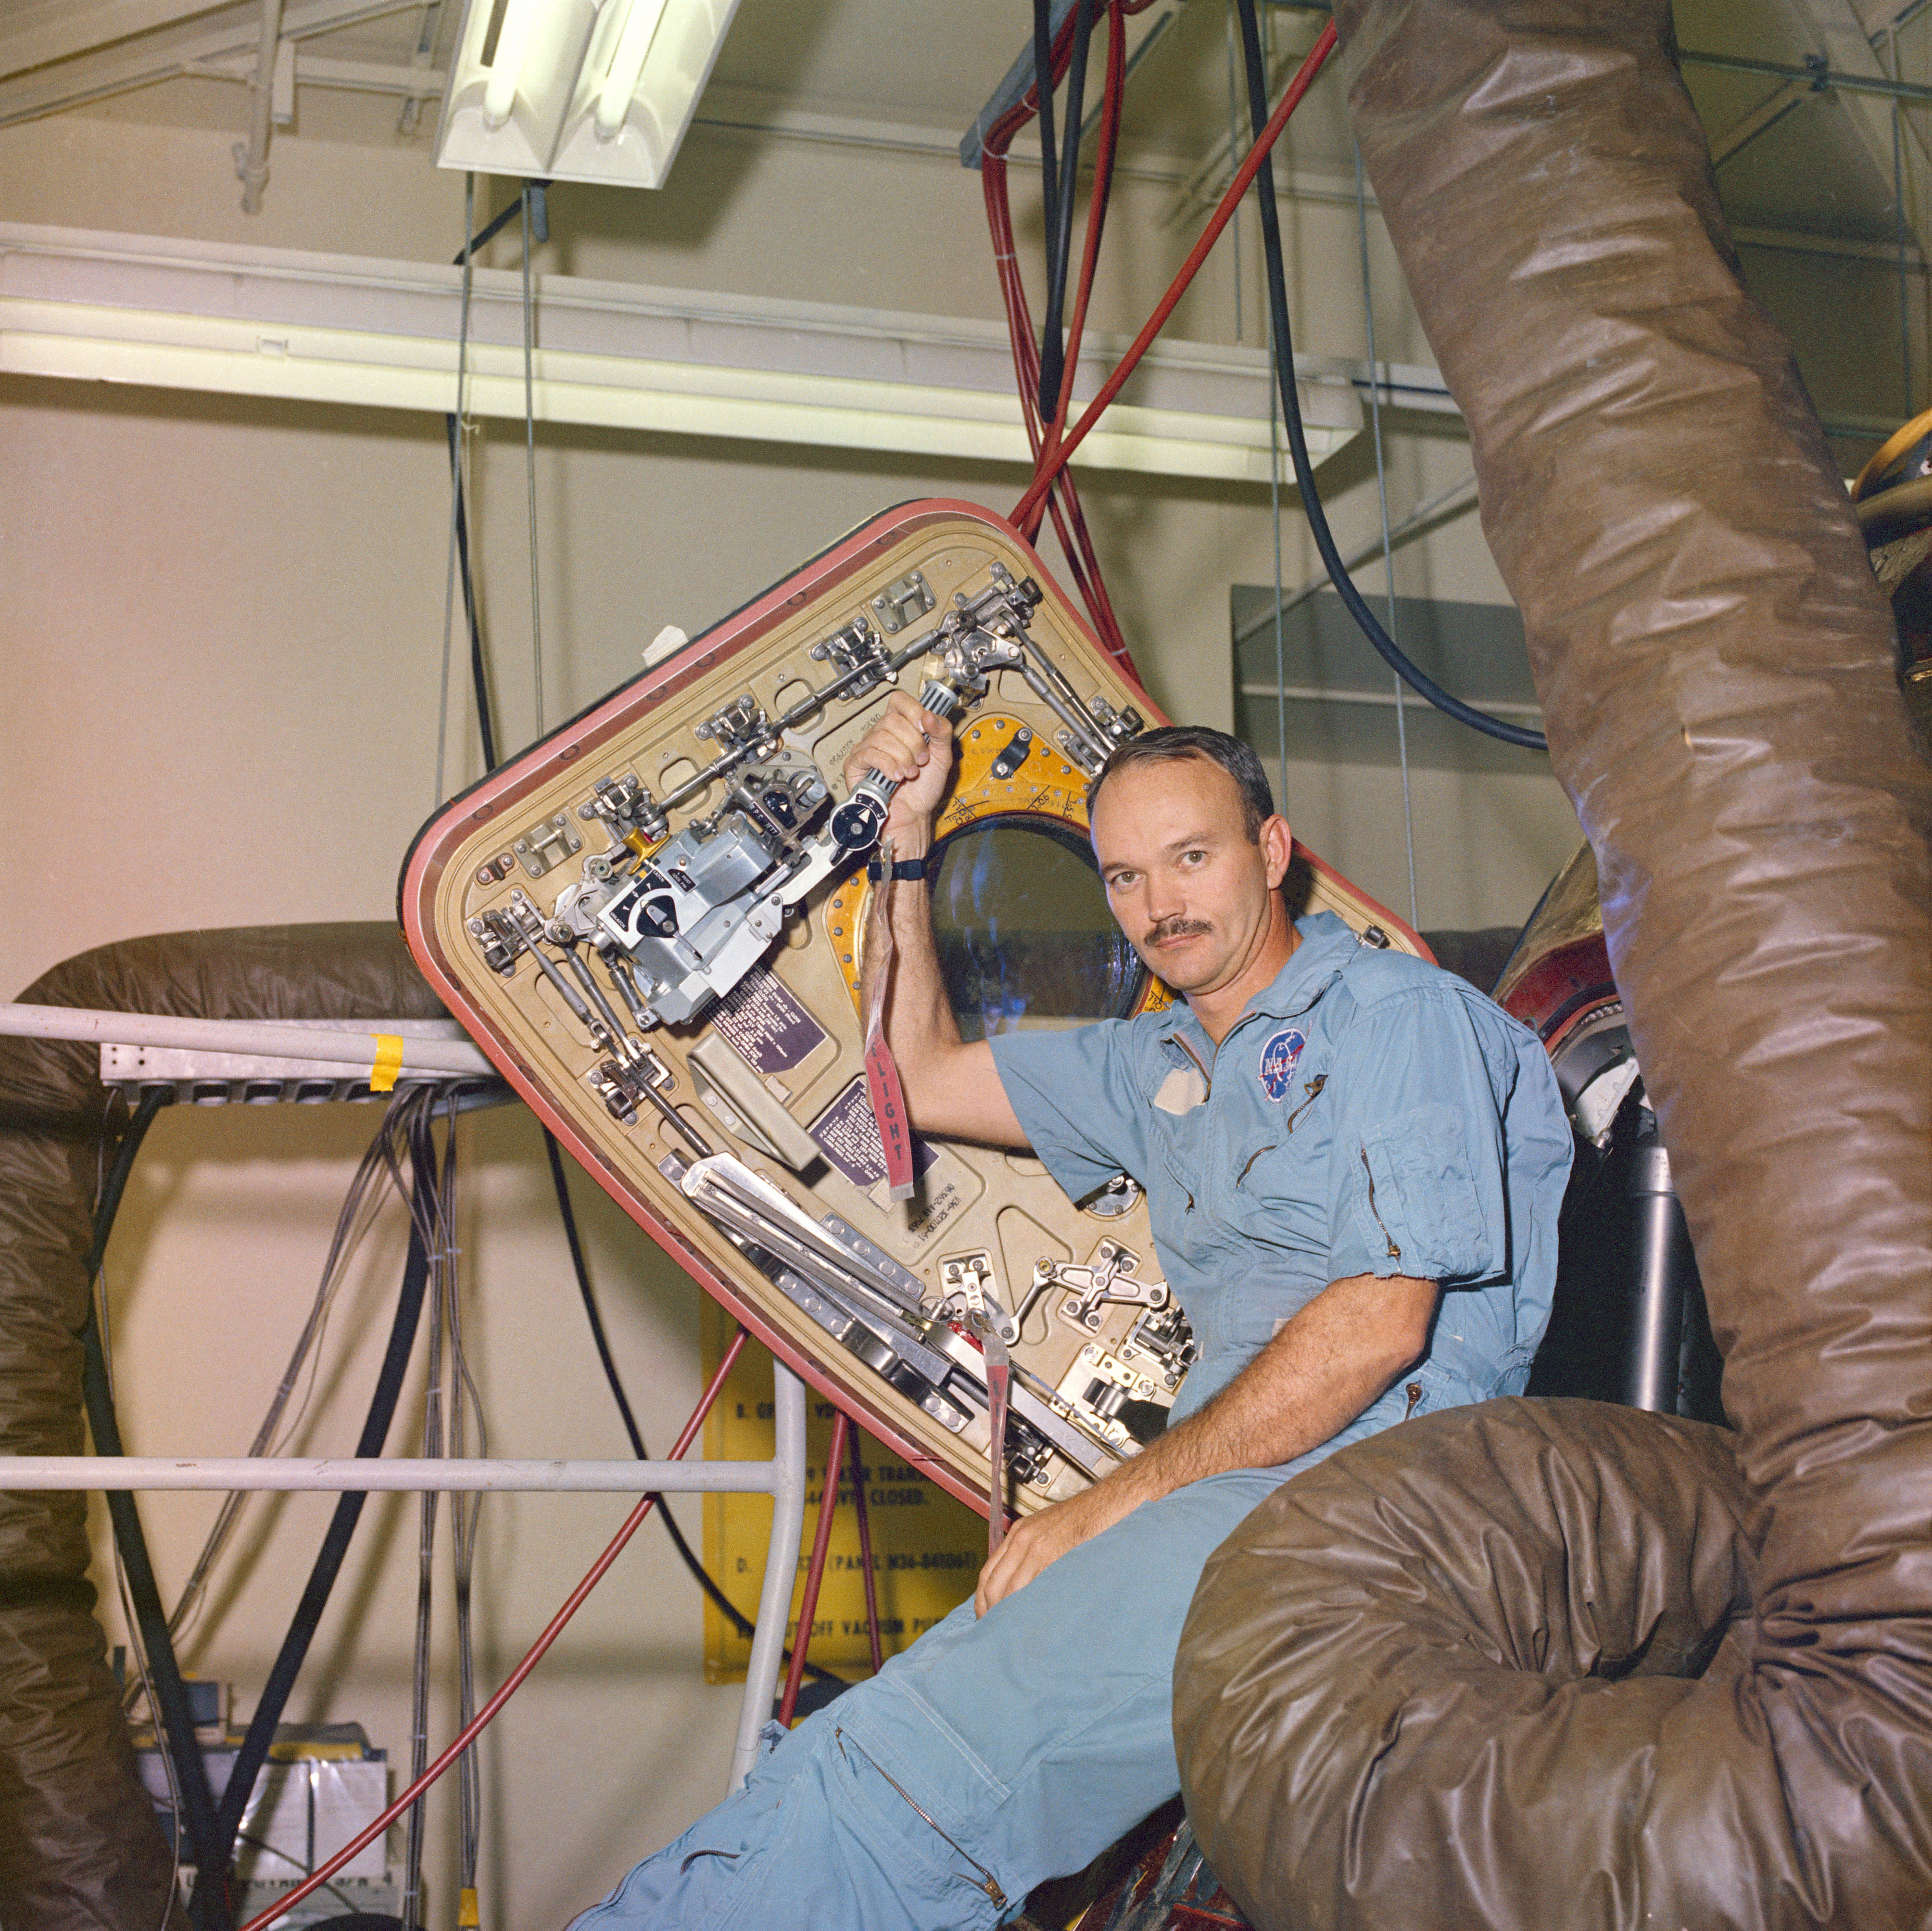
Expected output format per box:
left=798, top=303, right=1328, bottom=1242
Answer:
left=399, top=499, right=1419, bottom=1519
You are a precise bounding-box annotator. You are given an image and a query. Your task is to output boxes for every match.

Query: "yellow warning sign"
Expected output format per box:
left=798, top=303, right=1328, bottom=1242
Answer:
left=700, top=1300, right=987, bottom=1683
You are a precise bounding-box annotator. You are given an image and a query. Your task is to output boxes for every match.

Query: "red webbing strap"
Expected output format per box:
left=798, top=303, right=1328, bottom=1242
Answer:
left=860, top=856, right=918, bottom=1202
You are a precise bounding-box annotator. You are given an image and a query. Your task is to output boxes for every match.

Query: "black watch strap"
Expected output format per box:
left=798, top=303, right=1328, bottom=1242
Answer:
left=866, top=857, right=928, bottom=882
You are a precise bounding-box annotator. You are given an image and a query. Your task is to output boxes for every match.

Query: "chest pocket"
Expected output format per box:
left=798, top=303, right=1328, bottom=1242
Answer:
left=1146, top=1097, right=1211, bottom=1252
left=1223, top=1071, right=1334, bottom=1258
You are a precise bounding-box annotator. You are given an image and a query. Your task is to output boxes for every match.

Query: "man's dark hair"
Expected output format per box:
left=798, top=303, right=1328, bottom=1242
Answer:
left=1087, top=727, right=1277, bottom=842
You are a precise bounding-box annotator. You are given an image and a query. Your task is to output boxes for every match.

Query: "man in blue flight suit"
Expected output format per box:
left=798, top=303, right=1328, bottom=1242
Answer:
left=573, top=701, right=1572, bottom=1930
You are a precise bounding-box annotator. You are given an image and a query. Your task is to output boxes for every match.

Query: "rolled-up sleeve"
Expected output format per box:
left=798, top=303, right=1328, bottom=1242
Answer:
left=1324, top=989, right=1515, bottom=1287
left=988, top=1021, right=1151, bottom=1205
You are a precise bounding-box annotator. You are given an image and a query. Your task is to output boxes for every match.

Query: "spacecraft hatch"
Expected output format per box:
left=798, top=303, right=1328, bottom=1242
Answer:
left=400, top=500, right=1422, bottom=1519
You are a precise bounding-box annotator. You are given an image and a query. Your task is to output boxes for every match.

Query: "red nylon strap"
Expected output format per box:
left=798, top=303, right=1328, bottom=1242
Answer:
left=860, top=858, right=918, bottom=1202
left=863, top=1028, right=918, bottom=1203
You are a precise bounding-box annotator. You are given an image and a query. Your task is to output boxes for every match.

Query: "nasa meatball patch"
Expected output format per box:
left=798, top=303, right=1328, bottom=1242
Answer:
left=1257, top=1028, right=1307, bottom=1099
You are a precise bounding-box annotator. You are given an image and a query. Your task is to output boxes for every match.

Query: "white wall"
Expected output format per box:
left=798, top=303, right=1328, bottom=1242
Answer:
left=0, top=86, right=1579, bottom=1922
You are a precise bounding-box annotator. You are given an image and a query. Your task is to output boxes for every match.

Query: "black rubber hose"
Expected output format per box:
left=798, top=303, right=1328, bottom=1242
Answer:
left=542, top=1132, right=844, bottom=1686
left=1232, top=0, right=1549, bottom=753
left=1034, top=0, right=1060, bottom=316
left=1037, top=0, right=1096, bottom=420
left=450, top=190, right=534, bottom=268
left=442, top=414, right=498, bottom=775
left=193, top=1111, right=439, bottom=1923
left=77, top=1089, right=232, bottom=1921
left=441, top=181, right=550, bottom=779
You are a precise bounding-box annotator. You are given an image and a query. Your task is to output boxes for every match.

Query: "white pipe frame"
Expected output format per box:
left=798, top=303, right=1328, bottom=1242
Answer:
left=1, top=1371, right=813, bottom=1793
left=0, top=998, right=811, bottom=1790
left=0, top=1453, right=792, bottom=1495
left=0, top=1003, right=497, bottom=1079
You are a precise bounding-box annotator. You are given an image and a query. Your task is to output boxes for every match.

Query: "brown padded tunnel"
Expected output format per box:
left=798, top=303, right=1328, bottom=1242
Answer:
left=1173, top=4, right=1932, bottom=1928
left=0, top=926, right=445, bottom=1930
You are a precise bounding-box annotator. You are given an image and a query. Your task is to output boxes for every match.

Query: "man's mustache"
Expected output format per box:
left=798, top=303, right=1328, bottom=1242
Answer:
left=1144, top=917, right=1211, bottom=947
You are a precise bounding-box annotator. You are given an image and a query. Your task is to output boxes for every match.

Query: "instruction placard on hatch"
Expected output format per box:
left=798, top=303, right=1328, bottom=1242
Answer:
left=701, top=1299, right=986, bottom=1683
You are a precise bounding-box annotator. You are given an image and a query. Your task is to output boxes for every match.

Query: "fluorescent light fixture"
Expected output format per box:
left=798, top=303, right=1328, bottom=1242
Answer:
left=436, top=0, right=744, bottom=187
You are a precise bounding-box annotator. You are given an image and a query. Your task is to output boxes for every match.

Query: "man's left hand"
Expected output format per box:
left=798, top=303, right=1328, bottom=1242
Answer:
left=974, top=1479, right=1137, bottom=1615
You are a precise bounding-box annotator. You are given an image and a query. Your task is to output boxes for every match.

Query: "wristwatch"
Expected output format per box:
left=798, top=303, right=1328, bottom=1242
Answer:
left=866, top=857, right=928, bottom=882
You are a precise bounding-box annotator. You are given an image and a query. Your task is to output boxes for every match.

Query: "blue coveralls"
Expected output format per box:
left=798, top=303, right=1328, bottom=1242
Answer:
left=572, top=912, right=1572, bottom=1931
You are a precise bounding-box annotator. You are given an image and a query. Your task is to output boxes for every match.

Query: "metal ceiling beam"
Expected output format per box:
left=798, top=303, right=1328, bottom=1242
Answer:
left=0, top=0, right=418, bottom=128
left=1681, top=45, right=1932, bottom=104
left=194, top=47, right=441, bottom=97
left=1707, top=76, right=1813, bottom=167
left=0, top=0, right=229, bottom=82
left=1766, top=0, right=1932, bottom=270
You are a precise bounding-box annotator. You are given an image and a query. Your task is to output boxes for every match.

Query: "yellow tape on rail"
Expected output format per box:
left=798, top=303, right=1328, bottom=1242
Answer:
left=369, top=1033, right=406, bottom=1093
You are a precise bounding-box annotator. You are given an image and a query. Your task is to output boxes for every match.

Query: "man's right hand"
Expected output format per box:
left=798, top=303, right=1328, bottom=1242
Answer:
left=842, top=691, right=955, bottom=847
left=837, top=689, right=1027, bottom=1150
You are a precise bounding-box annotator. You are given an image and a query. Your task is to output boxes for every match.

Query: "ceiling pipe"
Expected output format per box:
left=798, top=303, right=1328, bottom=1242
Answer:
left=1680, top=44, right=1932, bottom=105
left=235, top=0, right=286, bottom=212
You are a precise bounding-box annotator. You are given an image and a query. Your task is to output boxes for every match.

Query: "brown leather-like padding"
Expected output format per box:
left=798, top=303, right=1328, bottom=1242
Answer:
left=0, top=926, right=443, bottom=1930
left=1175, top=4, right=1932, bottom=1925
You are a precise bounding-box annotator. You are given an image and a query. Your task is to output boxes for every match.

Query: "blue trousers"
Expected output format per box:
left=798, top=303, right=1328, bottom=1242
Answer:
left=569, top=1465, right=1289, bottom=1931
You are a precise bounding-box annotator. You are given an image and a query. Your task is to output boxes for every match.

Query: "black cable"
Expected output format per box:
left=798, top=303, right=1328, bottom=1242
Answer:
left=542, top=1132, right=844, bottom=1686
left=1037, top=0, right=1096, bottom=421
left=78, top=1088, right=233, bottom=1926
left=443, top=414, right=498, bottom=774
left=1232, top=0, right=1548, bottom=753
left=449, top=189, right=541, bottom=269
left=1034, top=0, right=1061, bottom=327
left=193, top=1105, right=440, bottom=1924
left=442, top=180, right=550, bottom=778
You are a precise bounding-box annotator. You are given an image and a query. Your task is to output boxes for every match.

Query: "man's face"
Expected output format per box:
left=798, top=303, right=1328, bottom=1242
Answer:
left=1089, top=755, right=1291, bottom=1000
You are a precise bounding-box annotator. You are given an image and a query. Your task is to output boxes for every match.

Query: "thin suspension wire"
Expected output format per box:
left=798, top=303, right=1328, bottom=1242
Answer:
left=1267, top=297, right=1288, bottom=811
left=401, top=1108, right=448, bottom=1929
left=436, top=172, right=477, bottom=808
left=1225, top=0, right=1243, bottom=343
left=441, top=1105, right=486, bottom=1898
left=521, top=182, right=545, bottom=735
left=1893, top=28, right=1913, bottom=413
left=1355, top=142, right=1418, bottom=929
left=1250, top=7, right=1286, bottom=804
